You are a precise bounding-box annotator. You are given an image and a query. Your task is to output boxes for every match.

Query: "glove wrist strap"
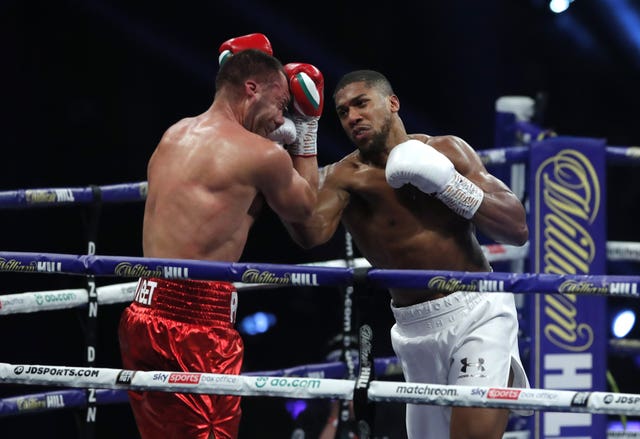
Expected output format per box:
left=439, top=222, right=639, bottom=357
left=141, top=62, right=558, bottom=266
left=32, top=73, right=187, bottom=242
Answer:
left=436, top=172, right=484, bottom=219
left=288, top=116, right=318, bottom=156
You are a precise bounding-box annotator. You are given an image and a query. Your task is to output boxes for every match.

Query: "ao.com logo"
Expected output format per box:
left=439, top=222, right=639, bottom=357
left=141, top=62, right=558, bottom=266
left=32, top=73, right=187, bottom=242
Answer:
left=35, top=292, right=77, bottom=305
left=14, top=366, right=25, bottom=374
left=254, top=376, right=321, bottom=389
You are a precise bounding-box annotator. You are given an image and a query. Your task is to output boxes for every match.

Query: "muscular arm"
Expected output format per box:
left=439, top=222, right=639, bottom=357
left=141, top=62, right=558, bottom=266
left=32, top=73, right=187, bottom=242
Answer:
left=282, top=163, right=350, bottom=249
left=257, top=146, right=318, bottom=223
left=291, top=155, right=319, bottom=197
left=432, top=136, right=529, bottom=246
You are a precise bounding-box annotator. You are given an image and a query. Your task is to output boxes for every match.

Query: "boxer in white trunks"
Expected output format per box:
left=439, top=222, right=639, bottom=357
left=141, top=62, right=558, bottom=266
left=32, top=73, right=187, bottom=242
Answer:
left=283, top=69, right=531, bottom=439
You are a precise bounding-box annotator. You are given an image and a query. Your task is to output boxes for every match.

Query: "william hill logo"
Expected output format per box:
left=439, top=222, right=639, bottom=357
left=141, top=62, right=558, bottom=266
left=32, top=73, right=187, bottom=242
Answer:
left=25, top=189, right=75, bottom=204
left=114, top=263, right=189, bottom=279
left=0, top=258, right=36, bottom=272
left=535, top=148, right=600, bottom=352
left=114, top=263, right=162, bottom=278
left=535, top=148, right=600, bottom=275
left=241, top=269, right=319, bottom=286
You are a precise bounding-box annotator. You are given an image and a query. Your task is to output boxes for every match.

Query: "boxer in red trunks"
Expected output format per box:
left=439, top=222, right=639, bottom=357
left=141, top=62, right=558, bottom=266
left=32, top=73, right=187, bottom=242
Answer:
left=119, top=278, right=241, bottom=438
left=118, top=34, right=324, bottom=439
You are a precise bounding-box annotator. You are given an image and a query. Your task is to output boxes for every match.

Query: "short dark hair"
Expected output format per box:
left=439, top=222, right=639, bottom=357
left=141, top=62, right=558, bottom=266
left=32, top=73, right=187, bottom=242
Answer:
left=333, top=69, right=394, bottom=100
left=215, top=49, right=284, bottom=91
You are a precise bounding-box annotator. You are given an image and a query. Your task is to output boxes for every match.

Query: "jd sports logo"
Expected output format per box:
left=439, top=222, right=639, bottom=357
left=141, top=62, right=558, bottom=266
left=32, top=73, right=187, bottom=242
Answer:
left=458, top=357, right=487, bottom=378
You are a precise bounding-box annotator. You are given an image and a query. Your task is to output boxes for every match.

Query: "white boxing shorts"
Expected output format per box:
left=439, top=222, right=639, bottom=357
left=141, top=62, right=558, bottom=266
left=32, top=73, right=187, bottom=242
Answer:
left=390, top=291, right=531, bottom=439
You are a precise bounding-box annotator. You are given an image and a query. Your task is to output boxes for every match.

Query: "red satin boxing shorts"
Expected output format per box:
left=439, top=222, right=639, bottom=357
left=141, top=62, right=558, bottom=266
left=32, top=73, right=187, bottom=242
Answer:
left=118, top=277, right=243, bottom=439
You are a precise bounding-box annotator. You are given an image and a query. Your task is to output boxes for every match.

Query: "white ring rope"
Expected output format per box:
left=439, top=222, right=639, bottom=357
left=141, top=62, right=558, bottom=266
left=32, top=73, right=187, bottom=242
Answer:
left=607, top=241, right=640, bottom=262
left=2, top=362, right=640, bottom=416
left=0, top=363, right=353, bottom=400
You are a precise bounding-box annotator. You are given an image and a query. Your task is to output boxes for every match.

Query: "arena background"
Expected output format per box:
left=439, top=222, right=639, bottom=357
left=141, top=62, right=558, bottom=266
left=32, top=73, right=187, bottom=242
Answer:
left=1, top=0, right=640, bottom=437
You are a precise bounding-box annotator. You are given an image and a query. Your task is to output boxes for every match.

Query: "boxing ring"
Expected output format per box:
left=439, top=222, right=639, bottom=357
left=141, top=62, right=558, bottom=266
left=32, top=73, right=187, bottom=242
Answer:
left=2, top=103, right=640, bottom=438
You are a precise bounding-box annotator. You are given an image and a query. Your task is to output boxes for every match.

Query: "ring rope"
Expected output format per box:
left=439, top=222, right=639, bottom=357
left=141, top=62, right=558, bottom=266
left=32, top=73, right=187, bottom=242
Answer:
left=476, top=145, right=640, bottom=166
left=2, top=362, right=640, bottom=416
left=4, top=241, right=640, bottom=315
left=0, top=145, right=638, bottom=209
left=0, top=356, right=402, bottom=418
left=0, top=389, right=129, bottom=417
left=3, top=282, right=640, bottom=355
left=0, top=362, right=354, bottom=400
left=0, top=182, right=148, bottom=208
left=607, top=241, right=640, bottom=261
left=2, top=251, right=639, bottom=297
left=609, top=339, right=640, bottom=355
left=0, top=245, right=522, bottom=315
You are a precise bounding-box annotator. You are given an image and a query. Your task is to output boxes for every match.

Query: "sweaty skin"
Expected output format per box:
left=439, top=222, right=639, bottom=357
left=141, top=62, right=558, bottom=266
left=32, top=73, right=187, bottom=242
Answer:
left=143, top=70, right=318, bottom=263
left=283, top=77, right=529, bottom=439
left=123, top=50, right=321, bottom=439
left=286, top=81, right=527, bottom=307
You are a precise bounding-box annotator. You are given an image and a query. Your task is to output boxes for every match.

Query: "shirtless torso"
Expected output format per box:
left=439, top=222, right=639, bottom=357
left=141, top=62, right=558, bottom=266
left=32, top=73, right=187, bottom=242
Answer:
left=284, top=70, right=530, bottom=439
left=143, top=104, right=317, bottom=263
left=285, top=76, right=526, bottom=307
left=318, top=133, right=496, bottom=306
left=120, top=47, right=321, bottom=439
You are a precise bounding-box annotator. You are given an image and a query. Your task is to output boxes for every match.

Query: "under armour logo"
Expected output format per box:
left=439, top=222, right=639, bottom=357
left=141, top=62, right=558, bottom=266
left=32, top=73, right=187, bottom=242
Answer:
left=460, top=357, right=485, bottom=373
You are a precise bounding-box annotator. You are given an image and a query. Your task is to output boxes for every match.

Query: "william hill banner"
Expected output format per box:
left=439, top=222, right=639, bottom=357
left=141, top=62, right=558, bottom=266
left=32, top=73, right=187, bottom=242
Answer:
left=528, top=136, right=607, bottom=438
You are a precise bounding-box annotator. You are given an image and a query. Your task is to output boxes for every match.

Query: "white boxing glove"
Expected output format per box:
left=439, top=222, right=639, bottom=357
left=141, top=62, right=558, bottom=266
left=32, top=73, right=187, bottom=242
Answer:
left=267, top=117, right=297, bottom=146
left=385, top=139, right=484, bottom=219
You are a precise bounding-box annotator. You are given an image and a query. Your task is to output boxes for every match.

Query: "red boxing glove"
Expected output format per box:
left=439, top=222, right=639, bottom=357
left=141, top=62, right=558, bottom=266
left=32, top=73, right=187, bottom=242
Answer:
left=283, top=63, right=324, bottom=156
left=284, top=63, right=324, bottom=118
left=218, top=33, right=273, bottom=66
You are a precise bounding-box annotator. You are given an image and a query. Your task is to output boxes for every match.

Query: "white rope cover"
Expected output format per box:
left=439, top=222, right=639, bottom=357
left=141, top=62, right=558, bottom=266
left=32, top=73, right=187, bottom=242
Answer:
left=3, top=362, right=640, bottom=416
left=0, top=363, right=353, bottom=400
